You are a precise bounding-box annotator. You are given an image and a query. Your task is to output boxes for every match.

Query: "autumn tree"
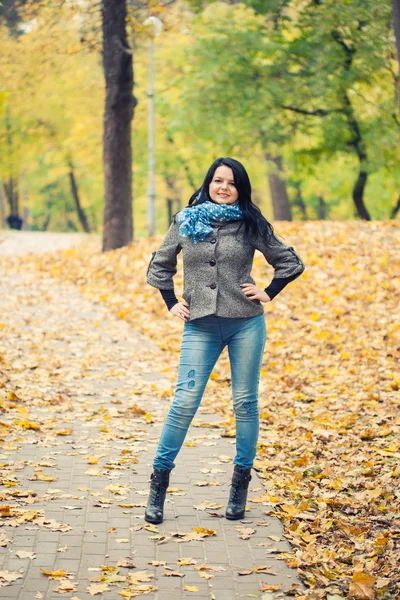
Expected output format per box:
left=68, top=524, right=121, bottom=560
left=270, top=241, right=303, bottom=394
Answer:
left=183, top=0, right=399, bottom=220
left=0, top=1, right=104, bottom=233
left=249, top=0, right=397, bottom=220
left=158, top=2, right=307, bottom=220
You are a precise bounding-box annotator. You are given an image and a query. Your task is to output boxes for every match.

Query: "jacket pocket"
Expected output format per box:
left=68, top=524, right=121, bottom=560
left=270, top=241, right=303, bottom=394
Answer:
left=146, top=251, right=157, bottom=276
left=242, top=293, right=261, bottom=305
left=239, top=279, right=261, bottom=304
left=182, top=288, right=192, bottom=305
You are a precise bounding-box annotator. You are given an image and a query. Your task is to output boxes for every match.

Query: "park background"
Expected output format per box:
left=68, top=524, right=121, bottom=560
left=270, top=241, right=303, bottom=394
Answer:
left=1, top=0, right=400, bottom=238
left=0, top=1, right=399, bottom=599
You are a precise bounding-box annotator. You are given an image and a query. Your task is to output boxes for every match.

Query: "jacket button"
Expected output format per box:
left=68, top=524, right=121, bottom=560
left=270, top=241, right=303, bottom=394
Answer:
left=210, top=238, right=216, bottom=244
left=209, top=259, right=216, bottom=266
left=210, top=283, right=216, bottom=289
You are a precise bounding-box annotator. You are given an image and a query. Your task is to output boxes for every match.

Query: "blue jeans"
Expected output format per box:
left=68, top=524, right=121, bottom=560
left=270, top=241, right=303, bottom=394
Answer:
left=153, top=313, right=267, bottom=471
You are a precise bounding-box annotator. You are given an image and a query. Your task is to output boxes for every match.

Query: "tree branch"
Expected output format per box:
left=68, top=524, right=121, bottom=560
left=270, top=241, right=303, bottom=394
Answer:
left=280, top=105, right=342, bottom=117
left=116, top=36, right=133, bottom=55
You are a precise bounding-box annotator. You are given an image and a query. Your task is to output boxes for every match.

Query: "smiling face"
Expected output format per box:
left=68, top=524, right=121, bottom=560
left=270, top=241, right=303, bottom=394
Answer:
left=208, top=165, right=239, bottom=205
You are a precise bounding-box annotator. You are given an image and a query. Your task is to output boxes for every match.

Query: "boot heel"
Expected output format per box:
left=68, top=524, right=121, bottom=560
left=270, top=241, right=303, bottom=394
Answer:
left=144, top=468, right=172, bottom=524
left=225, top=465, right=252, bottom=520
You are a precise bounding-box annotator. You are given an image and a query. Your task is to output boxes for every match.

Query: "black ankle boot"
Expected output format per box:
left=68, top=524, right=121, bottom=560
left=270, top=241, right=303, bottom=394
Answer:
left=144, top=468, right=172, bottom=524
left=225, top=464, right=252, bottom=520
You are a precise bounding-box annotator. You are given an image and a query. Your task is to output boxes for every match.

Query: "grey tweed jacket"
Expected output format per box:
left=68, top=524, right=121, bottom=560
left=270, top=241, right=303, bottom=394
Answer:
left=146, top=215, right=305, bottom=321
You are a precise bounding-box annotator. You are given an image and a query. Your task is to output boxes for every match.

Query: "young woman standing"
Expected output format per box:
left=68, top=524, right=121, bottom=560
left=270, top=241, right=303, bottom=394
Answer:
left=145, top=157, right=305, bottom=524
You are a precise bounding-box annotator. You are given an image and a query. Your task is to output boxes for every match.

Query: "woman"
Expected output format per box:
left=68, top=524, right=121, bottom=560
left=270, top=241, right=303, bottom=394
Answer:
left=145, top=157, right=305, bottom=524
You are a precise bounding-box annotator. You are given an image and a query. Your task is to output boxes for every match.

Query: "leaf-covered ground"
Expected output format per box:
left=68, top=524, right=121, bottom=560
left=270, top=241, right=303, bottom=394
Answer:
left=0, top=253, right=303, bottom=598
left=2, top=220, right=400, bottom=599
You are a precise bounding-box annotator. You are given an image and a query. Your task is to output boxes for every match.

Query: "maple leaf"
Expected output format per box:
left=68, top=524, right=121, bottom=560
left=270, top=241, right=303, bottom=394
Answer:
left=191, top=527, right=216, bottom=537
left=15, top=550, right=36, bottom=559
left=176, top=558, right=197, bottom=566
left=184, top=585, right=199, bottom=592
left=238, top=569, right=253, bottom=576
left=349, top=571, right=376, bottom=600
left=236, top=526, right=256, bottom=539
left=53, top=579, right=78, bottom=593
left=86, top=582, right=110, bottom=595
left=40, top=569, right=68, bottom=579
left=0, top=571, right=24, bottom=583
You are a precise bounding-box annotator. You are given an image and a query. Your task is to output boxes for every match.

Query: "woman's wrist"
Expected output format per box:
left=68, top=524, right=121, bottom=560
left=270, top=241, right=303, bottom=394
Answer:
left=261, top=291, right=272, bottom=302
left=159, top=288, right=179, bottom=311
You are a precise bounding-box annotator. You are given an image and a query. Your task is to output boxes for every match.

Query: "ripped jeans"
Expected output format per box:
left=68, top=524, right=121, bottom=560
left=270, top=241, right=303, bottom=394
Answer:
left=152, top=313, right=267, bottom=471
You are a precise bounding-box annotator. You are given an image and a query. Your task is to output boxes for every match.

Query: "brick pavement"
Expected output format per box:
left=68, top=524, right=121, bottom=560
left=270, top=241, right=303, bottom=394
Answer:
left=0, top=238, right=304, bottom=600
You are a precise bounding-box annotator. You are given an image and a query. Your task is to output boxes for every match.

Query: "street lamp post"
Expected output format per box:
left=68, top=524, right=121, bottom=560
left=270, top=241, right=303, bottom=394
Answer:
left=144, top=16, right=163, bottom=237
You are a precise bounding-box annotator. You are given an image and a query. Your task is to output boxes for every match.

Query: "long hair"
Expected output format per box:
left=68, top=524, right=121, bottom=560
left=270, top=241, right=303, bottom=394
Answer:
left=175, top=157, right=275, bottom=246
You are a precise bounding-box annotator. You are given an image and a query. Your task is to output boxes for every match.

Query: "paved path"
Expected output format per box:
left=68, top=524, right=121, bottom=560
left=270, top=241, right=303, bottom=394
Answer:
left=0, top=230, right=99, bottom=255
left=0, top=233, right=303, bottom=600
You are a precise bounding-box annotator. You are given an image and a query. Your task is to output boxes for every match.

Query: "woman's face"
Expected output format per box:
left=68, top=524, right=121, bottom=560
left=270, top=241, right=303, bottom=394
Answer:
left=208, top=165, right=239, bottom=205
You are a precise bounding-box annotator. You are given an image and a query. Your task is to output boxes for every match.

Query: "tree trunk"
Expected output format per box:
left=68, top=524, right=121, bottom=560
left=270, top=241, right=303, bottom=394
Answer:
left=166, top=133, right=196, bottom=192
left=22, top=206, right=30, bottom=231
left=4, top=176, right=23, bottom=229
left=66, top=217, right=79, bottom=232
left=331, top=32, right=371, bottom=220
left=393, top=0, right=400, bottom=110
left=265, top=154, right=292, bottom=221
left=42, top=212, right=51, bottom=232
left=0, top=181, right=7, bottom=228
left=352, top=170, right=369, bottom=220
left=68, top=165, right=91, bottom=233
left=165, top=174, right=181, bottom=223
left=390, top=194, right=400, bottom=219
left=343, top=94, right=370, bottom=220
left=102, top=0, right=136, bottom=251
left=293, top=182, right=308, bottom=219
left=317, top=196, right=326, bottom=219
left=20, top=168, right=29, bottom=230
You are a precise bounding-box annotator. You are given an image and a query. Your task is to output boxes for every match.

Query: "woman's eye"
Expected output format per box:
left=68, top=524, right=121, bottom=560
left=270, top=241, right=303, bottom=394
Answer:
left=214, top=179, right=235, bottom=185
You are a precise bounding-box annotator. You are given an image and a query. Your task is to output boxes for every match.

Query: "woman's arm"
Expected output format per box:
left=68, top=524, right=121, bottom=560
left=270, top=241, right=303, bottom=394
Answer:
left=253, top=230, right=305, bottom=299
left=159, top=288, right=179, bottom=310
left=146, top=218, right=182, bottom=291
left=264, top=272, right=302, bottom=300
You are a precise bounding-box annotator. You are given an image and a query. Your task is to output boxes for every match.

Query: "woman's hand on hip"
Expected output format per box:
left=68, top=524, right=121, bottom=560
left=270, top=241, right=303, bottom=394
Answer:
left=170, top=301, right=191, bottom=321
left=240, top=283, right=271, bottom=303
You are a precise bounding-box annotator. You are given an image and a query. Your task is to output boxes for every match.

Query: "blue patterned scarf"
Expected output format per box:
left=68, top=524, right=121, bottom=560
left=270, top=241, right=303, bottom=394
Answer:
left=177, top=200, right=243, bottom=244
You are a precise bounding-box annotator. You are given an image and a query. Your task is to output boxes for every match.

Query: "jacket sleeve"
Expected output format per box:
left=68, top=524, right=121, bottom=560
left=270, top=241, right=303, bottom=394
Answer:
left=146, top=219, right=182, bottom=290
left=253, top=229, right=305, bottom=280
